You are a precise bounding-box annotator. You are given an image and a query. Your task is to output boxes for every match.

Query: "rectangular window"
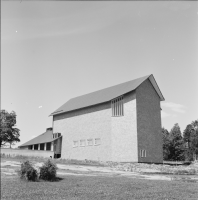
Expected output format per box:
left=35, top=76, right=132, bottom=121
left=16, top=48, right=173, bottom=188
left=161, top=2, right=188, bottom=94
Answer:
left=80, top=140, right=86, bottom=147
left=73, top=141, right=78, bottom=148
left=140, top=149, right=146, bottom=158
left=87, top=139, right=93, bottom=146
left=46, top=142, right=51, bottom=151
left=28, top=145, right=33, bottom=150
left=111, top=96, right=124, bottom=117
left=53, top=132, right=61, bottom=139
left=34, top=144, right=38, bottom=150
left=94, top=138, right=101, bottom=146
left=40, top=143, right=44, bottom=150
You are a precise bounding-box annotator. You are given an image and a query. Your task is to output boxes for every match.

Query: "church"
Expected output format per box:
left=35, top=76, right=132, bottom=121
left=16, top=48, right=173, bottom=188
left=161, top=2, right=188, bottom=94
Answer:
left=50, top=74, right=165, bottom=163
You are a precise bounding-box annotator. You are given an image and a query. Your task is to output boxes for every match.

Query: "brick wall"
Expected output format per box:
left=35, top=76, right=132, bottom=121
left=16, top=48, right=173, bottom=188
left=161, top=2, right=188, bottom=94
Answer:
left=136, top=79, right=163, bottom=163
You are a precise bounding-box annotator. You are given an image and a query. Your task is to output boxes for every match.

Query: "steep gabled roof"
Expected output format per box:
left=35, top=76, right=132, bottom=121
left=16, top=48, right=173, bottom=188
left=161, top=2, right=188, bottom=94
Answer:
left=50, top=74, right=164, bottom=116
left=18, top=130, right=53, bottom=147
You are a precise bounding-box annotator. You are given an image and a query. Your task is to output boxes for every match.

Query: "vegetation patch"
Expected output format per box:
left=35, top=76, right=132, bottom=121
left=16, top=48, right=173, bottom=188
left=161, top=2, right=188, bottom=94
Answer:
left=18, top=160, right=38, bottom=181
left=39, top=159, right=58, bottom=181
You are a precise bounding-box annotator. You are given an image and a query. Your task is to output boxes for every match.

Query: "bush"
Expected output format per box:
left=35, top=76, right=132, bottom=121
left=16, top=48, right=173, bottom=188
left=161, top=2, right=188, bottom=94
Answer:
left=18, top=160, right=38, bottom=181
left=39, top=159, right=57, bottom=181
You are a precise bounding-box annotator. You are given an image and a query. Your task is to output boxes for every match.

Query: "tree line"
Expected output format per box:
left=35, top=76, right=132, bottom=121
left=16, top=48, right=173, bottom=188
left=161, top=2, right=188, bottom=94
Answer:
left=162, top=120, right=198, bottom=161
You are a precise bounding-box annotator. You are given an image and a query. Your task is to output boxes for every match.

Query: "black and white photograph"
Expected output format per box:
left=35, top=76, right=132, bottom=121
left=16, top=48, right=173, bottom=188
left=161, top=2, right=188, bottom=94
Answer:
left=1, top=1, right=198, bottom=199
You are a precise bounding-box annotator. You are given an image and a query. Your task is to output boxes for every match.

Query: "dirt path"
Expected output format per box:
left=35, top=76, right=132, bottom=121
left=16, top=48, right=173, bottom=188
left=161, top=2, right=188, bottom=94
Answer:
left=2, top=160, right=198, bottom=182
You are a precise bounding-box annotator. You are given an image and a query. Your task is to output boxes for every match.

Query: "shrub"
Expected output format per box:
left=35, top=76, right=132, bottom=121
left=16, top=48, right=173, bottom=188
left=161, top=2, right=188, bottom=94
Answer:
left=18, top=160, right=38, bottom=181
left=39, top=159, right=57, bottom=181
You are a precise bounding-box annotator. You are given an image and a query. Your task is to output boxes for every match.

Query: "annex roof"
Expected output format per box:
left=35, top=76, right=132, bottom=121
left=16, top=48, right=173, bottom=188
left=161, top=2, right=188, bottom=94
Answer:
left=50, top=74, right=165, bottom=116
left=18, top=130, right=53, bottom=147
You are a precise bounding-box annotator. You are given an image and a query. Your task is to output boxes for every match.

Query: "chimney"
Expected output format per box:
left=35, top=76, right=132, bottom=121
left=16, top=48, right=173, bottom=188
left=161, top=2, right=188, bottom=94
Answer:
left=46, top=127, right=53, bottom=131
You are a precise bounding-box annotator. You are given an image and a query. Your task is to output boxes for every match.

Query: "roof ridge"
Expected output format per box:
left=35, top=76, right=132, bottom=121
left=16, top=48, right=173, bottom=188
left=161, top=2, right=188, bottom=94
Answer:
left=71, top=74, right=151, bottom=100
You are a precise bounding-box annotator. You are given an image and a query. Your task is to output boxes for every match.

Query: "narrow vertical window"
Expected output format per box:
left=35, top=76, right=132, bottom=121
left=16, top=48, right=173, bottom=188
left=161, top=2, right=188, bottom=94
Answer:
left=113, top=100, right=115, bottom=116
left=140, top=149, right=146, bottom=157
left=111, top=96, right=124, bottom=117
left=115, top=99, right=118, bottom=116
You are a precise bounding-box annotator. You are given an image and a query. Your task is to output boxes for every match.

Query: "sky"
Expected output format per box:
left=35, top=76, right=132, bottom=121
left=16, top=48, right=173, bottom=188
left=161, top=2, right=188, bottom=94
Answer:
left=1, top=1, right=198, bottom=147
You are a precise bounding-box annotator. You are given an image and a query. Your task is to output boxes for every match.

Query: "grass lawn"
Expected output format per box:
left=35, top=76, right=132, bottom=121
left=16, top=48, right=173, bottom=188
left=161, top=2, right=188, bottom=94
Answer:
left=1, top=173, right=198, bottom=200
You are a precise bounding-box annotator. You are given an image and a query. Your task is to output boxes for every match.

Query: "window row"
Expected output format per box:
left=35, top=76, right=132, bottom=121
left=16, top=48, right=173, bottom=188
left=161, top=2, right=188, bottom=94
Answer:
left=140, top=149, right=146, bottom=158
left=53, top=132, right=61, bottom=139
left=73, top=138, right=101, bottom=148
left=111, top=96, right=124, bottom=117
left=28, top=142, right=51, bottom=151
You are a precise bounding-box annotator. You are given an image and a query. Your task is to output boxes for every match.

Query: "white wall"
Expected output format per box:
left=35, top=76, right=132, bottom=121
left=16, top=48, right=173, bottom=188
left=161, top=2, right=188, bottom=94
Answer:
left=111, top=91, right=138, bottom=162
left=1, top=148, right=54, bottom=158
left=53, top=102, right=112, bottom=161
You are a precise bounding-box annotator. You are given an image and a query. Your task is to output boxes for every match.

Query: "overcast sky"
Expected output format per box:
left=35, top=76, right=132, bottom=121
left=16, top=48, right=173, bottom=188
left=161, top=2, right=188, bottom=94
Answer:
left=1, top=1, right=198, bottom=147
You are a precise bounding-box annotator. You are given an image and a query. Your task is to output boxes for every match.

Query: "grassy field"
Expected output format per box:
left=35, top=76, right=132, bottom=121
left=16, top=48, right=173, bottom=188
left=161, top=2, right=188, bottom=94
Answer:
left=1, top=173, right=198, bottom=200
left=1, top=156, right=198, bottom=199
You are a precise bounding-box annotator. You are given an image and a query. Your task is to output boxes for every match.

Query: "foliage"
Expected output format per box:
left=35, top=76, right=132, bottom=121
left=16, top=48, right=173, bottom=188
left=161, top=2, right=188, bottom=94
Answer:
left=18, top=160, right=38, bottom=181
left=168, top=123, right=185, bottom=161
left=191, top=120, right=198, bottom=156
left=162, top=128, right=171, bottom=160
left=162, top=120, right=198, bottom=162
left=0, top=110, right=20, bottom=147
left=39, top=159, right=57, bottom=181
left=183, top=120, right=198, bottom=161
left=162, top=124, right=185, bottom=161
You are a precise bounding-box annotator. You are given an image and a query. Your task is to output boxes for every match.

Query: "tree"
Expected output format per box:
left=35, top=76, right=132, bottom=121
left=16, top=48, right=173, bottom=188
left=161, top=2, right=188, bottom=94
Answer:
left=183, top=124, right=194, bottom=161
left=191, top=120, right=198, bottom=129
left=183, top=120, right=198, bottom=161
left=162, top=127, right=171, bottom=160
left=190, top=120, right=198, bottom=160
left=0, top=110, right=20, bottom=148
left=168, top=123, right=184, bottom=161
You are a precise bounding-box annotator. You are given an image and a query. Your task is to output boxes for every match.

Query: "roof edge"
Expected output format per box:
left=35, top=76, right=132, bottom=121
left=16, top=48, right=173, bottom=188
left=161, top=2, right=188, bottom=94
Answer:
left=148, top=74, right=165, bottom=101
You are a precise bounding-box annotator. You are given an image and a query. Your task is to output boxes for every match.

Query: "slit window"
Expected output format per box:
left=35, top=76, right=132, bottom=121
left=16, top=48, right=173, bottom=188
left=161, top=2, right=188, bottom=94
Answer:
left=111, top=96, right=124, bottom=117
left=53, top=132, right=61, bottom=139
left=140, top=149, right=146, bottom=158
